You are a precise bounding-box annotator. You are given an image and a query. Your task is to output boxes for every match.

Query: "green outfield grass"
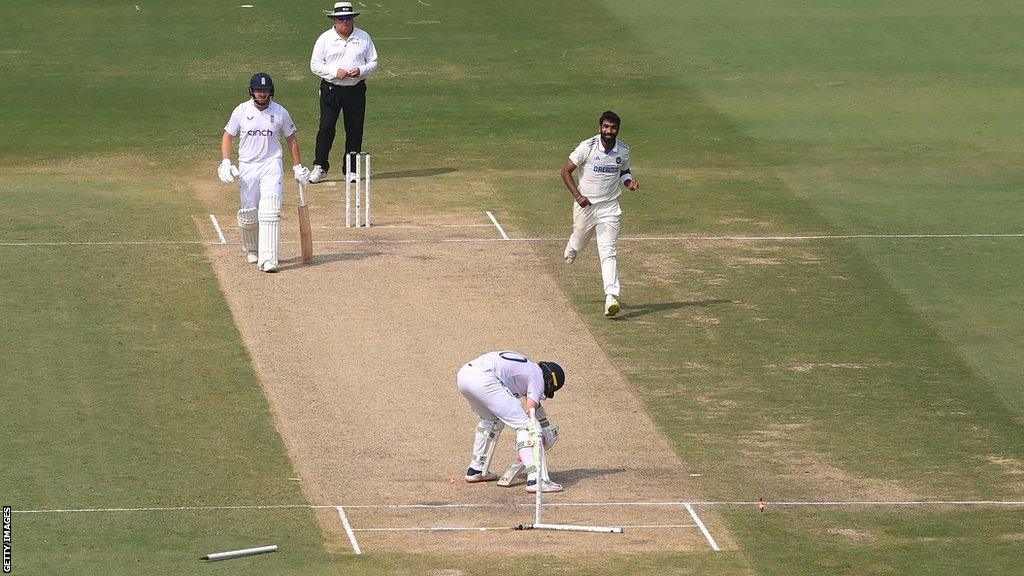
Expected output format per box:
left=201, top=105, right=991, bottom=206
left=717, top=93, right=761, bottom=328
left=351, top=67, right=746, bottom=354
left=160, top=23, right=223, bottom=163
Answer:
left=2, top=1, right=1022, bottom=574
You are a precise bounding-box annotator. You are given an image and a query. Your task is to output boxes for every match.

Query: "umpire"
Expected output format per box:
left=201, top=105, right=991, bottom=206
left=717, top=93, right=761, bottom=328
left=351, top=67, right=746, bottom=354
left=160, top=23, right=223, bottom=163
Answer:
left=308, top=1, right=379, bottom=184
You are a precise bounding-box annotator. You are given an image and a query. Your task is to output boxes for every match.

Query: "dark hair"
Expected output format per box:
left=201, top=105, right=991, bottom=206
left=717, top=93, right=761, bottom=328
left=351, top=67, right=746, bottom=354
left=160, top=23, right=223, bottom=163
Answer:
left=599, top=110, right=621, bottom=127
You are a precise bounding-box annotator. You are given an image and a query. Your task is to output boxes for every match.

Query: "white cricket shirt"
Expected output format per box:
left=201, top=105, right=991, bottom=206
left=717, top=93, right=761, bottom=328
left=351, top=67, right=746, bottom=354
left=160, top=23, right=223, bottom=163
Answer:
left=310, top=27, right=379, bottom=86
left=569, top=135, right=632, bottom=203
left=467, top=350, right=546, bottom=404
left=224, top=100, right=296, bottom=164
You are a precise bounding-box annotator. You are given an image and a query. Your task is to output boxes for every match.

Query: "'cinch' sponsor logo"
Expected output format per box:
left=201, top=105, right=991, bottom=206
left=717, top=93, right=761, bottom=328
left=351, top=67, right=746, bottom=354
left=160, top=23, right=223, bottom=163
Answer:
left=245, top=129, right=275, bottom=137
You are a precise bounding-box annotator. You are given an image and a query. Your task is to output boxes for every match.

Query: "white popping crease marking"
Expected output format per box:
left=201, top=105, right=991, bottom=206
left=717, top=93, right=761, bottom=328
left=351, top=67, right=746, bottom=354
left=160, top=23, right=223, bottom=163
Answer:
left=14, top=500, right=1024, bottom=514
left=4, top=232, right=1024, bottom=248
left=208, top=214, right=227, bottom=244
left=336, top=506, right=362, bottom=555
left=485, top=211, right=510, bottom=240
left=684, top=503, right=720, bottom=552
left=353, top=524, right=698, bottom=532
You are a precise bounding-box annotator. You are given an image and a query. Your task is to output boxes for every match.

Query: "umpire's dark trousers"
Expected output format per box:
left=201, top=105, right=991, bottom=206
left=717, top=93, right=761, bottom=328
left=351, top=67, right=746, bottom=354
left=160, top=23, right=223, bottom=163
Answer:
left=314, top=79, right=367, bottom=174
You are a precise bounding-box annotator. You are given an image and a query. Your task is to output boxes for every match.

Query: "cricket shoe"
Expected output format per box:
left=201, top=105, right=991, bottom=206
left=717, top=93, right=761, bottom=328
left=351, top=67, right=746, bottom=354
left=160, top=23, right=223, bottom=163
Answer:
left=563, top=245, right=577, bottom=264
left=245, top=251, right=258, bottom=264
left=465, top=467, right=499, bottom=483
left=525, top=479, right=563, bottom=493
left=347, top=171, right=359, bottom=184
left=604, top=294, right=620, bottom=317
left=258, top=260, right=278, bottom=273
left=308, top=165, right=327, bottom=184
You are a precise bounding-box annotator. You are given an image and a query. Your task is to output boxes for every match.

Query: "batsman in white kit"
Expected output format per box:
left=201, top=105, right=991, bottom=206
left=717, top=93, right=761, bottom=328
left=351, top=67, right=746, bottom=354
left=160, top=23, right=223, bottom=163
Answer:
left=219, top=73, right=310, bottom=272
left=457, top=351, right=565, bottom=493
left=561, top=110, right=640, bottom=317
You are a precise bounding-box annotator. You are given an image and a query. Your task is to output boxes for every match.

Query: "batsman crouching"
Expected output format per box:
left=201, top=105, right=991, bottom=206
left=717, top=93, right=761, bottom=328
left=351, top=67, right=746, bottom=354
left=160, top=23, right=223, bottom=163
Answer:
left=219, top=73, right=310, bottom=272
left=456, top=351, right=565, bottom=493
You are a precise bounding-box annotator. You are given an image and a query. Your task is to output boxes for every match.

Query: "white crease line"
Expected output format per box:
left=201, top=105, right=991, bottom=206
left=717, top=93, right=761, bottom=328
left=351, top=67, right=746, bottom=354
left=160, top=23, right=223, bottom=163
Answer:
left=336, top=506, right=362, bottom=555
left=354, top=523, right=698, bottom=533
left=684, top=503, right=720, bottom=552
left=485, top=211, right=510, bottom=240
left=356, top=526, right=511, bottom=532
left=417, top=0, right=430, bottom=5
left=208, top=214, right=227, bottom=244
left=15, top=500, right=1024, bottom=514
left=5, top=232, right=1024, bottom=248
left=314, top=224, right=490, bottom=229
left=621, top=524, right=698, bottom=529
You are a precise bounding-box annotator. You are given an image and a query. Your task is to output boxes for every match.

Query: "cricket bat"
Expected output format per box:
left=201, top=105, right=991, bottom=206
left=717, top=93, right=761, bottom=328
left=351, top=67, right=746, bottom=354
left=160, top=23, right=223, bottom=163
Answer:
left=497, top=461, right=525, bottom=487
left=297, top=182, right=313, bottom=263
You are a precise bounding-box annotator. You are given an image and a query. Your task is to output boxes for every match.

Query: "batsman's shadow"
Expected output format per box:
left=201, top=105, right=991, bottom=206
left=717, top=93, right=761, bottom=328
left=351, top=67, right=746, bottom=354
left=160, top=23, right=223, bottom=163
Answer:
left=553, top=467, right=625, bottom=489
left=277, top=251, right=382, bottom=271
left=373, top=167, right=457, bottom=180
left=612, top=299, right=732, bottom=320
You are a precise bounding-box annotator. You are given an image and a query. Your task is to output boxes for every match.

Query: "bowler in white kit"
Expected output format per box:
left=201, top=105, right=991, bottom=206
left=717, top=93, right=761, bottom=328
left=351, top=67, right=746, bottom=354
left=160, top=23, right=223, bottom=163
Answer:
left=219, top=72, right=310, bottom=272
left=457, top=351, right=565, bottom=493
left=560, top=110, right=640, bottom=317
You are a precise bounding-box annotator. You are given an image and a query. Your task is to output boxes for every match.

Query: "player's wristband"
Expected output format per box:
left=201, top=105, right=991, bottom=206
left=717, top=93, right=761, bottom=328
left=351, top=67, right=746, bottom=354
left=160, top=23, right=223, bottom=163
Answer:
left=620, top=173, right=632, bottom=186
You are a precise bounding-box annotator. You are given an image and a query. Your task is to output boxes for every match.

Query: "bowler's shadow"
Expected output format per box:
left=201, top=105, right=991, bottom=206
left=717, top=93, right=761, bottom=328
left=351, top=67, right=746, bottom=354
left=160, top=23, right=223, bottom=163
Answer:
left=277, top=250, right=382, bottom=271
left=613, top=299, right=732, bottom=320
left=373, top=167, right=457, bottom=180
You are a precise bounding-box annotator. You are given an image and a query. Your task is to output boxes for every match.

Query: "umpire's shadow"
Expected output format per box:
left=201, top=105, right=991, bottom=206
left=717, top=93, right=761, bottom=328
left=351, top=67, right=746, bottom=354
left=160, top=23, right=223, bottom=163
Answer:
left=276, top=251, right=382, bottom=271
left=373, top=167, right=457, bottom=180
left=612, top=299, right=732, bottom=320
left=552, top=467, right=625, bottom=489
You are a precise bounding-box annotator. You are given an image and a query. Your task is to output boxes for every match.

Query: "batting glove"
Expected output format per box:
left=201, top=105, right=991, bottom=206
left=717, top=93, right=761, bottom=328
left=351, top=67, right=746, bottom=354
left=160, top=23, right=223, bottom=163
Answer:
left=293, top=164, right=310, bottom=186
left=218, top=159, right=239, bottom=184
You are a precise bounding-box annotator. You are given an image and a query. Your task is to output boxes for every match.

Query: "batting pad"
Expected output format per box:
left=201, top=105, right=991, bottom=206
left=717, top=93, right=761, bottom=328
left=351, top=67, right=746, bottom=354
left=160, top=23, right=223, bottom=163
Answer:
left=237, top=207, right=258, bottom=253
left=258, top=195, right=282, bottom=268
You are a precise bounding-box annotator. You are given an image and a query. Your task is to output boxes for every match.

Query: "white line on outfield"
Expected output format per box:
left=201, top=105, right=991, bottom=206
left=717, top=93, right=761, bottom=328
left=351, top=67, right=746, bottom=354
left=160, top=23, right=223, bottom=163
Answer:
left=626, top=233, right=1024, bottom=241
left=14, top=500, right=1024, bottom=514
left=684, top=503, right=720, bottom=552
left=0, top=240, right=212, bottom=246
left=485, top=211, right=510, bottom=240
left=4, top=232, right=1024, bottom=248
left=208, top=214, right=227, bottom=244
left=336, top=506, right=362, bottom=555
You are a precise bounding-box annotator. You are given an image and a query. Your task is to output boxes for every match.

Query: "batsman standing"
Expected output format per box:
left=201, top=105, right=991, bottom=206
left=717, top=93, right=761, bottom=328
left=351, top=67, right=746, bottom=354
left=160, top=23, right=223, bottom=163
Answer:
left=219, top=73, right=310, bottom=272
left=560, top=110, right=640, bottom=317
left=457, top=350, right=565, bottom=493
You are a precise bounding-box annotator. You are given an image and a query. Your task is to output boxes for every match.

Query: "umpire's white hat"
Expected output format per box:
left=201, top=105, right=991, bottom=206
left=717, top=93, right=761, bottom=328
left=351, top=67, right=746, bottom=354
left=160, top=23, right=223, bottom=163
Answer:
left=326, top=1, right=359, bottom=17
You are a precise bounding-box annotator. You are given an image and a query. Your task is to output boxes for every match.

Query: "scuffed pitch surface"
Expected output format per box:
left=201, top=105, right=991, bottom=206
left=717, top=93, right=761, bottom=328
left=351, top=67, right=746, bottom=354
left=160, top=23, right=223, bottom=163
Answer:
left=199, top=183, right=728, bottom=554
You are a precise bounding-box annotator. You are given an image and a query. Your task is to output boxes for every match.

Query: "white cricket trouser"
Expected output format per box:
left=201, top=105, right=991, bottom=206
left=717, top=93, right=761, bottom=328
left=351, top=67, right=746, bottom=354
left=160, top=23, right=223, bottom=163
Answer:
left=568, top=199, right=622, bottom=297
left=238, top=159, right=284, bottom=209
left=456, top=363, right=535, bottom=469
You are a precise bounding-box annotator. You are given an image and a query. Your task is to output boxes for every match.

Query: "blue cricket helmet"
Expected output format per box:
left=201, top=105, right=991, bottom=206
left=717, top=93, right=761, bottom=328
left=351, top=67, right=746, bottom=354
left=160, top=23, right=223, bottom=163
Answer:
left=249, top=72, right=275, bottom=98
